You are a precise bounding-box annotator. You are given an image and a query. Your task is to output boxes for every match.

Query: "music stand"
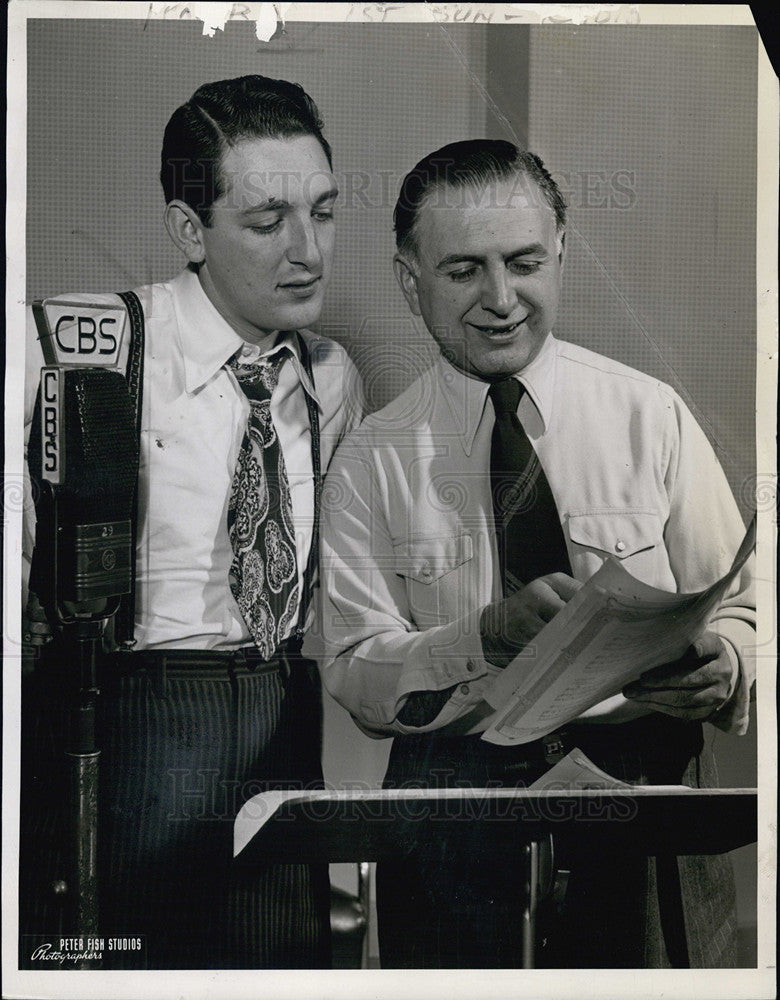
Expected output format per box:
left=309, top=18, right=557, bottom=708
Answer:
left=234, top=786, right=757, bottom=969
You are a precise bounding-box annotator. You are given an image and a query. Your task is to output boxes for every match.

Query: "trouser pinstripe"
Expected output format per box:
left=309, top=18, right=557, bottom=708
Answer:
left=378, top=714, right=738, bottom=969
left=19, top=642, right=331, bottom=969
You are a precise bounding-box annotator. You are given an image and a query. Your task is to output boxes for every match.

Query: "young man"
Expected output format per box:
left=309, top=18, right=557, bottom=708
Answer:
left=318, top=140, right=755, bottom=968
left=22, top=75, right=360, bottom=969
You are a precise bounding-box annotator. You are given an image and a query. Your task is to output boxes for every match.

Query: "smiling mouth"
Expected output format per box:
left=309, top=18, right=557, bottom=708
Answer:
left=470, top=320, right=525, bottom=336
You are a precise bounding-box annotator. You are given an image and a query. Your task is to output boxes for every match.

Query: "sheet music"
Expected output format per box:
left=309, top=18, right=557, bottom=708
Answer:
left=528, top=748, right=685, bottom=791
left=482, top=518, right=756, bottom=747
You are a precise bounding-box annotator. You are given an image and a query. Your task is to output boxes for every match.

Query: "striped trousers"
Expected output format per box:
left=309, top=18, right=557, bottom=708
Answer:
left=19, top=640, right=331, bottom=969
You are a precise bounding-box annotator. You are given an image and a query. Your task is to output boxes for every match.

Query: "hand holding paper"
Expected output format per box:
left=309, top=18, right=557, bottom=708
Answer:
left=480, top=572, right=582, bottom=667
left=480, top=517, right=755, bottom=746
left=623, top=630, right=734, bottom=720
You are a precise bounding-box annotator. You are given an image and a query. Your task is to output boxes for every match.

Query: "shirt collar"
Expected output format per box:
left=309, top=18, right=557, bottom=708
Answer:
left=438, top=332, right=558, bottom=455
left=170, top=268, right=319, bottom=402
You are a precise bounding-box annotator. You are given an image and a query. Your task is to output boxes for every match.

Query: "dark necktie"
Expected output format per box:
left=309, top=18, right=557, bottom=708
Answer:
left=227, top=351, right=299, bottom=660
left=488, top=378, right=572, bottom=593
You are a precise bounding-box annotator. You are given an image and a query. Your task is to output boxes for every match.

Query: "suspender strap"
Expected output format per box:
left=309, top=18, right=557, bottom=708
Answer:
left=295, top=332, right=322, bottom=642
left=114, top=289, right=145, bottom=645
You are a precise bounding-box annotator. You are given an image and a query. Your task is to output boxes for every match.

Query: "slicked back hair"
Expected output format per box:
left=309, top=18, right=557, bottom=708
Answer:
left=160, top=74, right=332, bottom=226
left=394, top=139, right=566, bottom=258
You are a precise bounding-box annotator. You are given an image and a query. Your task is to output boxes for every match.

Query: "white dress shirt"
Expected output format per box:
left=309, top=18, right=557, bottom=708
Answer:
left=317, top=333, right=755, bottom=737
left=24, top=268, right=361, bottom=650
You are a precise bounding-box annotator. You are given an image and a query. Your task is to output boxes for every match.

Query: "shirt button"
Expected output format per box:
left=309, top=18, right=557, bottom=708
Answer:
left=419, top=563, right=432, bottom=580
left=615, top=540, right=626, bottom=553
left=466, top=659, right=477, bottom=673
left=460, top=684, right=470, bottom=695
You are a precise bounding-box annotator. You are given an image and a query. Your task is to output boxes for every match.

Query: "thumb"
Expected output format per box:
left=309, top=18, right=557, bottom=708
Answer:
left=540, top=572, right=582, bottom=603
left=690, top=630, right=724, bottom=661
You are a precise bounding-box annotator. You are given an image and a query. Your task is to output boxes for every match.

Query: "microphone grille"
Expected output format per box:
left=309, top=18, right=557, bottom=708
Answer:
left=30, top=368, right=139, bottom=524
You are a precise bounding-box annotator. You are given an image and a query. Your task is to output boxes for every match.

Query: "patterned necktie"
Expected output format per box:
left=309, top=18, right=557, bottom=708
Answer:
left=489, top=378, right=572, bottom=594
left=227, top=351, right=299, bottom=660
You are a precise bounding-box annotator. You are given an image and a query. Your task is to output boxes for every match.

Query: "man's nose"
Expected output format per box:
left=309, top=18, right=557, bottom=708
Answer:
left=286, top=216, right=322, bottom=271
left=480, top=268, right=514, bottom=316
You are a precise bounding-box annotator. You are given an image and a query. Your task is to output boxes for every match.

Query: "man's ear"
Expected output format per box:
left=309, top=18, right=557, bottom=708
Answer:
left=393, top=254, right=422, bottom=317
left=164, top=200, right=207, bottom=265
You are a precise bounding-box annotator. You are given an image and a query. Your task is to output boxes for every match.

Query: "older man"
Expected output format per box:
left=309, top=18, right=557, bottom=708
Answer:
left=22, top=75, right=360, bottom=969
left=317, top=140, right=754, bottom=968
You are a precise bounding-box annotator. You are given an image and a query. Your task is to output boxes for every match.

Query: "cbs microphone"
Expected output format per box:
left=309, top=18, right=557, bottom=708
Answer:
left=27, top=298, right=139, bottom=621
left=24, top=296, right=141, bottom=953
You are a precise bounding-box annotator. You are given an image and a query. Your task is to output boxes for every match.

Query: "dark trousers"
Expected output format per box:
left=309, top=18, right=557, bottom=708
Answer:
left=377, top=714, right=738, bottom=969
left=19, top=640, right=331, bottom=969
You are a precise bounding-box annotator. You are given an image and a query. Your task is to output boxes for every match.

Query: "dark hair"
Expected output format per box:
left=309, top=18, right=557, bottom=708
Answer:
left=393, top=139, right=566, bottom=257
left=160, top=75, right=332, bottom=226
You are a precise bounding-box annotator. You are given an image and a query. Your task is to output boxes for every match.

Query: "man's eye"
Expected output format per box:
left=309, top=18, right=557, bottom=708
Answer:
left=508, top=260, right=541, bottom=275
left=250, top=220, right=282, bottom=234
left=448, top=268, right=476, bottom=282
left=312, top=208, right=335, bottom=222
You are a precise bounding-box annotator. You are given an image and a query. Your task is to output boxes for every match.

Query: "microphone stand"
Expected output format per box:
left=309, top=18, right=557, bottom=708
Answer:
left=34, top=478, right=123, bottom=966
left=26, top=361, right=138, bottom=966
left=56, top=612, right=105, bottom=958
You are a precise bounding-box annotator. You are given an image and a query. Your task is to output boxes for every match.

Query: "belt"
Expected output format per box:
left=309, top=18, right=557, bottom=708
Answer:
left=503, top=730, right=571, bottom=767
left=406, top=713, right=701, bottom=777
left=499, top=713, right=702, bottom=771
left=106, top=640, right=302, bottom=677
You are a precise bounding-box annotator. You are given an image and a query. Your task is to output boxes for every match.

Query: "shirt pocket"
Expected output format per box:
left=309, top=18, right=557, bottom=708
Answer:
left=392, top=532, right=474, bottom=627
left=566, top=509, right=667, bottom=585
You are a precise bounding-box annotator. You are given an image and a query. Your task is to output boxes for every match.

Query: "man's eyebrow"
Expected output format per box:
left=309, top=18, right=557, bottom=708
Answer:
left=238, top=186, right=339, bottom=216
left=506, top=242, right=548, bottom=259
left=436, top=253, right=484, bottom=269
left=436, top=243, right=549, bottom=269
left=239, top=198, right=289, bottom=216
left=312, top=186, right=339, bottom=205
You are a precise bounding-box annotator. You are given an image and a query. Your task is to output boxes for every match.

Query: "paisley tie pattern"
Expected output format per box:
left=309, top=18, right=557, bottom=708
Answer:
left=227, top=351, right=299, bottom=659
